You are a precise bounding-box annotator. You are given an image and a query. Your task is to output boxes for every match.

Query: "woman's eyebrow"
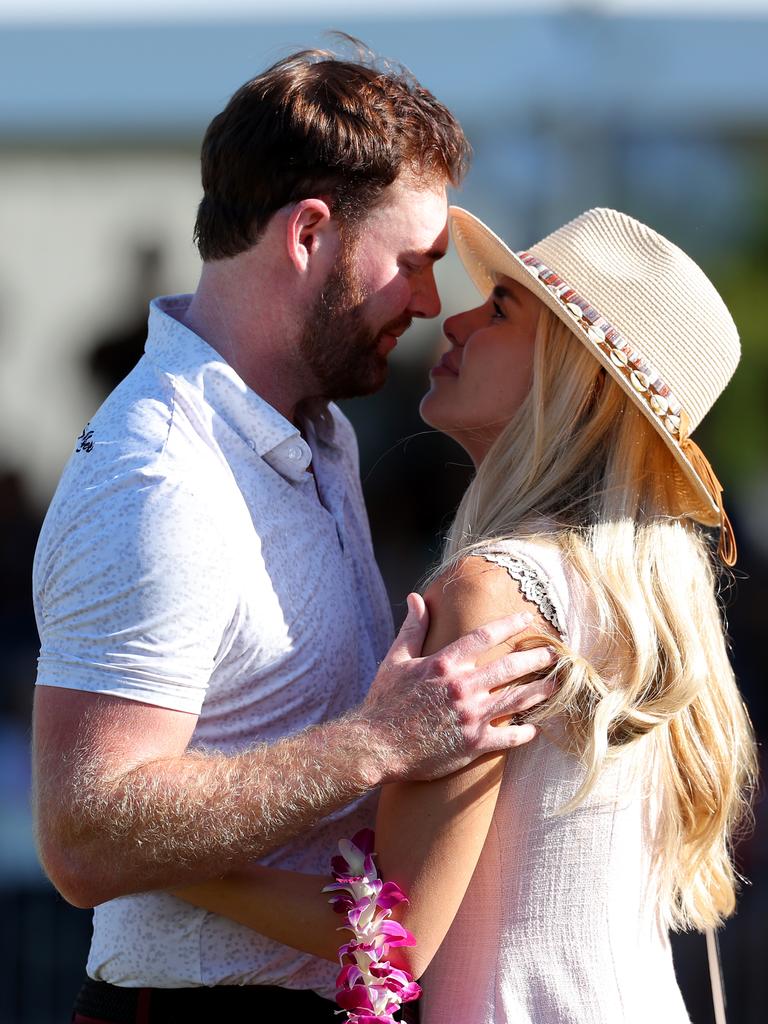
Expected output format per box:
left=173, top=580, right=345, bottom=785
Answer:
left=492, top=284, right=515, bottom=304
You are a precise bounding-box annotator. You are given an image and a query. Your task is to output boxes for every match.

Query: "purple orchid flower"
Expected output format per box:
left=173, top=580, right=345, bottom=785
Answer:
left=332, top=829, right=376, bottom=876
left=324, top=887, right=357, bottom=914
left=375, top=881, right=408, bottom=910
left=347, top=896, right=383, bottom=930
left=328, top=830, right=420, bottom=1024
left=336, top=985, right=375, bottom=1013
left=338, top=938, right=380, bottom=962
left=370, top=919, right=416, bottom=949
left=346, top=1015, right=397, bottom=1024
left=336, top=963, right=365, bottom=990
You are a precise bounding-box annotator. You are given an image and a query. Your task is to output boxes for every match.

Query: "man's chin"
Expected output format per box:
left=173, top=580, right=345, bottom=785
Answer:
left=326, top=358, right=389, bottom=402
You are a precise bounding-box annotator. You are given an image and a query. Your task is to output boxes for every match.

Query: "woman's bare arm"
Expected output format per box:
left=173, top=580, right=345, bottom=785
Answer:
left=175, top=558, right=556, bottom=973
left=374, top=557, right=557, bottom=977
left=173, top=865, right=343, bottom=960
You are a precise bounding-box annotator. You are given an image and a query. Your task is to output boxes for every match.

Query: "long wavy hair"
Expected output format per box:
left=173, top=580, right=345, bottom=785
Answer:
left=436, top=308, right=756, bottom=932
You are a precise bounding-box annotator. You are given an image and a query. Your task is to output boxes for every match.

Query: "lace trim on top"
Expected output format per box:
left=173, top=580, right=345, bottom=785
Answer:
left=475, top=549, right=567, bottom=641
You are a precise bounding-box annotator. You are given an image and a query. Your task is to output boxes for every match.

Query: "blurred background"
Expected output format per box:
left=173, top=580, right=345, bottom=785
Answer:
left=1, top=1, right=766, bottom=1020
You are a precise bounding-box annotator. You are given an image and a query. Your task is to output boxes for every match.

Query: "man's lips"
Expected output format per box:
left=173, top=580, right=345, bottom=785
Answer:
left=378, top=332, right=399, bottom=356
left=430, top=352, right=459, bottom=377
left=377, top=321, right=411, bottom=356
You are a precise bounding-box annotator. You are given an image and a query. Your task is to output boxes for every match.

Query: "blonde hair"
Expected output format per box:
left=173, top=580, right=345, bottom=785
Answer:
left=438, top=309, right=756, bottom=932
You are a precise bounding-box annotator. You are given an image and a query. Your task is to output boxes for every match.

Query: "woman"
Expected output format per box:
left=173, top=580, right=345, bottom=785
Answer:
left=177, top=206, right=756, bottom=1022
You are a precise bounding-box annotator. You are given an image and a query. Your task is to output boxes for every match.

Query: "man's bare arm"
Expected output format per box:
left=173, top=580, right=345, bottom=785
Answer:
left=33, top=595, right=552, bottom=908
left=33, top=686, right=385, bottom=908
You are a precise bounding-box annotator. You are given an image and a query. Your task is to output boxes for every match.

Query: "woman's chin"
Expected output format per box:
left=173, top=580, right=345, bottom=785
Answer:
left=418, top=387, right=450, bottom=428
left=418, top=390, right=435, bottom=426
left=419, top=397, right=467, bottom=450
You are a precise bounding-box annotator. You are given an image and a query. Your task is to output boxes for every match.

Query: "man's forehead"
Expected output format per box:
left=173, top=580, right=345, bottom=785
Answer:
left=364, top=176, right=449, bottom=238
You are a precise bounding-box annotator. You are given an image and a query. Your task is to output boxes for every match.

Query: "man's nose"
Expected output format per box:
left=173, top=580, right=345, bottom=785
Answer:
left=409, top=267, right=441, bottom=320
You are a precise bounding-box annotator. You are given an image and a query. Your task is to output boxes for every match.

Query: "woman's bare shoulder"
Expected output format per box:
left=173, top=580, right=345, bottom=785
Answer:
left=423, top=554, right=555, bottom=655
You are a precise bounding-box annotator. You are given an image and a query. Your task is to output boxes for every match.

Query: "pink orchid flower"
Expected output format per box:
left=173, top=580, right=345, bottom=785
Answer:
left=327, top=830, right=420, bottom=1024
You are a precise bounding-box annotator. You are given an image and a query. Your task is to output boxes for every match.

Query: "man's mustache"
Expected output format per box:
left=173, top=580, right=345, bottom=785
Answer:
left=378, top=315, right=413, bottom=340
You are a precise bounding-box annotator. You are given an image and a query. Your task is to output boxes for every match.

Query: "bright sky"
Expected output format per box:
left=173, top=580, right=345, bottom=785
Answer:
left=2, top=0, right=767, bottom=19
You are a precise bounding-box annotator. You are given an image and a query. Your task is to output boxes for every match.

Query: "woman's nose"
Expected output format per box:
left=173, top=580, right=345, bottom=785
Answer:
left=442, top=309, right=471, bottom=347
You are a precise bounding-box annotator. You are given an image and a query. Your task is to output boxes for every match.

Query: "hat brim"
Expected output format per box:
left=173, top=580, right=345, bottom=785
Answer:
left=449, top=206, right=720, bottom=526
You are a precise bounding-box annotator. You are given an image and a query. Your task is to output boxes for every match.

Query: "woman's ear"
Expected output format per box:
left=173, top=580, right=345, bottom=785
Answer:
left=285, top=199, right=337, bottom=275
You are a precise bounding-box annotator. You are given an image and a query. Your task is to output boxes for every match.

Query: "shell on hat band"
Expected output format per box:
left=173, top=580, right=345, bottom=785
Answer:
left=517, top=251, right=685, bottom=440
left=516, top=249, right=736, bottom=565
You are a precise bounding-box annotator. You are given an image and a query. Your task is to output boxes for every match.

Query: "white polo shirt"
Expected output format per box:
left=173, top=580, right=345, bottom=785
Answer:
left=33, top=294, right=394, bottom=994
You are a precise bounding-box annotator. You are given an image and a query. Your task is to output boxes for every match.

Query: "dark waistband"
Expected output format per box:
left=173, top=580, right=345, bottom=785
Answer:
left=72, top=976, right=340, bottom=1023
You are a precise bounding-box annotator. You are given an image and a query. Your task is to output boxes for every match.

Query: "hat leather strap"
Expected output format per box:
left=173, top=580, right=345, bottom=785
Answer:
left=679, top=411, right=737, bottom=567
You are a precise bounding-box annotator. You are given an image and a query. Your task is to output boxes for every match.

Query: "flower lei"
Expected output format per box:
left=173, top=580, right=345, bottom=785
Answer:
left=323, top=828, right=421, bottom=1024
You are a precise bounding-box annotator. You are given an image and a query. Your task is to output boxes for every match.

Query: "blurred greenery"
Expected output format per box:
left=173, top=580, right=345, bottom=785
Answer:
left=701, top=155, right=768, bottom=489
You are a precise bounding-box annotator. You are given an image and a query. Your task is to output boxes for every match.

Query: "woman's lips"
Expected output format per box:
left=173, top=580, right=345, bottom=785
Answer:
left=430, top=352, right=459, bottom=377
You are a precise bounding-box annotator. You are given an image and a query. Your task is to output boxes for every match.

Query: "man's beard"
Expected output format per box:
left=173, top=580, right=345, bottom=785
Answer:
left=299, top=246, right=410, bottom=401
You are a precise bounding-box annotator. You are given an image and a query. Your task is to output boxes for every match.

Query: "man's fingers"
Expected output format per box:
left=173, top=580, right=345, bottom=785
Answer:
left=387, top=593, right=430, bottom=664
left=478, top=720, right=542, bottom=748
left=440, top=612, right=535, bottom=664
left=480, top=645, right=557, bottom=693
left=486, top=721, right=540, bottom=744
left=495, top=672, right=557, bottom=713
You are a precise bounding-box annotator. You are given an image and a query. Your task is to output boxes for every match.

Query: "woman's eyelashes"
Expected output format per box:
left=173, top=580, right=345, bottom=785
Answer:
left=492, top=299, right=506, bottom=319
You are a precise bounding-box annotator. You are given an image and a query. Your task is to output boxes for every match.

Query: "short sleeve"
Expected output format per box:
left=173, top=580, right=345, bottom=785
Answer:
left=474, top=545, right=569, bottom=641
left=33, top=459, right=240, bottom=715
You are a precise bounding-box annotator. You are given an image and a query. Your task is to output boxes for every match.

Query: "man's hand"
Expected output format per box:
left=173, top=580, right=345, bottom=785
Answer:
left=32, top=596, right=553, bottom=908
left=352, top=592, right=556, bottom=784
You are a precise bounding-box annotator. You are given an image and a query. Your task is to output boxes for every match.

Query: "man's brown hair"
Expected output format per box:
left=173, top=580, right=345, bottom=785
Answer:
left=194, top=39, right=470, bottom=261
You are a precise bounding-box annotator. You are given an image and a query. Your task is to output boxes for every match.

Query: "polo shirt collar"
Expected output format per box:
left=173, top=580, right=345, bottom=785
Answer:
left=145, top=294, right=333, bottom=482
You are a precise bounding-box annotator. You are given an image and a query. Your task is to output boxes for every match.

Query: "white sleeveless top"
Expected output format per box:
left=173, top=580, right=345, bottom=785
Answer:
left=420, top=539, right=690, bottom=1024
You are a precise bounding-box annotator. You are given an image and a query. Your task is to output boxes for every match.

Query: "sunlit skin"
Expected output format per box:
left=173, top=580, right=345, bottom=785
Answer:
left=345, top=176, right=449, bottom=358
left=420, top=274, right=543, bottom=465
left=180, top=175, right=449, bottom=422
left=161, top=244, right=562, bottom=976
left=300, top=177, right=450, bottom=400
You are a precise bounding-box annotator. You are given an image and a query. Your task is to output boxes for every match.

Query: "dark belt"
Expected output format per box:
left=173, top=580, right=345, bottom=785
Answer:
left=72, top=976, right=342, bottom=1023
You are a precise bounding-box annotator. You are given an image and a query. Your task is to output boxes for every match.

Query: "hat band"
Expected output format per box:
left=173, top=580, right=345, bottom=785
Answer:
left=518, top=251, right=685, bottom=438
left=517, top=250, right=737, bottom=566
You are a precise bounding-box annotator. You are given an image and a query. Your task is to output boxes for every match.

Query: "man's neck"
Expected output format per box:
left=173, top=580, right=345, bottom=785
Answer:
left=182, top=267, right=312, bottom=423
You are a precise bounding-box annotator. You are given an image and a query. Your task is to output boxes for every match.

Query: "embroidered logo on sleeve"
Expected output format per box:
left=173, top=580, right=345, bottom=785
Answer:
left=75, top=426, right=94, bottom=453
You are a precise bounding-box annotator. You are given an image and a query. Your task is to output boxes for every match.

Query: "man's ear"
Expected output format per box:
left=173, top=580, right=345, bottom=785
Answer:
left=285, top=199, right=337, bottom=275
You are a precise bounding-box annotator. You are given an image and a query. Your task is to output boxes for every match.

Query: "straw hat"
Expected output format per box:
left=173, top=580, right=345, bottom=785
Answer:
left=449, top=205, right=739, bottom=565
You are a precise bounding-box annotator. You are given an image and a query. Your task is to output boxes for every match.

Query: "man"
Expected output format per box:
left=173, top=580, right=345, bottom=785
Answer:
left=32, top=46, right=553, bottom=1021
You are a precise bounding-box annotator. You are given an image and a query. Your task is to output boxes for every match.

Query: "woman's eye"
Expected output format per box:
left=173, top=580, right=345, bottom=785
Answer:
left=492, top=301, right=505, bottom=319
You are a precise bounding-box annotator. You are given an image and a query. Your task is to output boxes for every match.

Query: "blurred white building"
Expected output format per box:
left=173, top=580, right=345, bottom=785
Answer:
left=1, top=12, right=768, bottom=503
